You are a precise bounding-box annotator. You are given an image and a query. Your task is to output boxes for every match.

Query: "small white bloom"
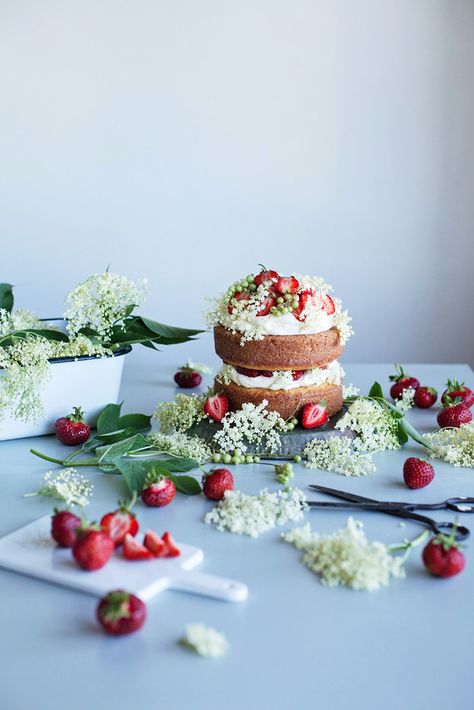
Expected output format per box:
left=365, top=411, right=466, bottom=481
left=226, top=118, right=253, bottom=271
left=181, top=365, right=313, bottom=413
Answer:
left=154, top=393, right=207, bottom=433
left=213, top=400, right=288, bottom=454
left=27, top=468, right=93, bottom=507
left=304, top=436, right=375, bottom=476
left=393, top=387, right=415, bottom=413
left=425, top=422, right=474, bottom=467
left=343, top=383, right=360, bottom=398
left=181, top=623, right=229, bottom=658
left=146, top=431, right=211, bottom=464
left=335, top=398, right=400, bottom=452
left=184, top=360, right=212, bottom=375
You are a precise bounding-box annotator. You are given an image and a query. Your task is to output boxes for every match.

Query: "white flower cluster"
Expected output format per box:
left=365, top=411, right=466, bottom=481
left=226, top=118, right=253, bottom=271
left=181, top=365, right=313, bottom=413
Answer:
left=333, top=300, right=354, bottom=345
left=425, top=422, right=474, bottom=467
left=50, top=334, right=111, bottom=359
left=146, top=431, right=212, bottom=464
left=304, top=436, right=376, bottom=476
left=181, top=624, right=229, bottom=658
left=335, top=398, right=400, bottom=452
left=282, top=518, right=405, bottom=591
left=184, top=360, right=212, bottom=375
left=64, top=272, right=148, bottom=339
left=29, top=468, right=93, bottom=507
left=205, top=282, right=272, bottom=344
left=0, top=308, right=44, bottom=336
left=393, top=387, right=415, bottom=413
left=343, top=383, right=360, bottom=398
left=204, top=487, right=307, bottom=538
left=154, top=394, right=207, bottom=434
left=212, top=400, right=288, bottom=454
left=0, top=335, right=53, bottom=422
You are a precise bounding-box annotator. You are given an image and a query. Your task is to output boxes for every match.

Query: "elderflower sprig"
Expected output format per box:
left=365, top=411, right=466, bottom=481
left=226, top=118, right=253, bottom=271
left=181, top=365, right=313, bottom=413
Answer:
left=25, top=468, right=93, bottom=507
left=304, top=437, right=376, bottom=476
left=393, top=387, right=415, bottom=413
left=146, top=431, right=212, bottom=464
left=180, top=624, right=229, bottom=658
left=154, top=393, right=207, bottom=434
left=212, top=400, right=289, bottom=454
left=425, top=422, right=474, bottom=467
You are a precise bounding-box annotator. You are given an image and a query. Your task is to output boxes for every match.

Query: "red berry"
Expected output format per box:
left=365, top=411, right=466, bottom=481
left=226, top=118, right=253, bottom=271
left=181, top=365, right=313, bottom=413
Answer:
left=441, top=379, right=474, bottom=409
left=97, top=590, right=146, bottom=636
left=402, top=458, right=435, bottom=489
left=123, top=534, right=154, bottom=560
left=55, top=407, right=91, bottom=446
left=100, top=503, right=139, bottom=547
left=174, top=370, right=202, bottom=388
left=141, top=478, right=176, bottom=508
left=254, top=268, right=279, bottom=287
left=203, top=393, right=229, bottom=422
left=51, top=510, right=81, bottom=548
left=227, top=291, right=250, bottom=314
left=320, top=293, right=336, bottom=315
left=389, top=365, right=420, bottom=401
left=292, top=289, right=316, bottom=321
left=143, top=529, right=167, bottom=557
left=414, top=386, right=437, bottom=409
left=275, top=277, right=300, bottom=294
left=73, top=527, right=115, bottom=571
left=202, top=468, right=234, bottom=501
left=301, top=401, right=328, bottom=429
left=161, top=531, right=181, bottom=557
left=256, top=296, right=277, bottom=317
left=236, top=366, right=260, bottom=378
left=292, top=370, right=305, bottom=381
left=422, top=536, right=465, bottom=578
left=437, top=403, right=473, bottom=429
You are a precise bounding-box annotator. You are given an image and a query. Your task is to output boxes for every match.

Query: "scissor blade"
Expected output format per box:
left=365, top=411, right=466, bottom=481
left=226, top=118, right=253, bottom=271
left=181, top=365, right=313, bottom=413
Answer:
left=308, top=484, right=381, bottom=505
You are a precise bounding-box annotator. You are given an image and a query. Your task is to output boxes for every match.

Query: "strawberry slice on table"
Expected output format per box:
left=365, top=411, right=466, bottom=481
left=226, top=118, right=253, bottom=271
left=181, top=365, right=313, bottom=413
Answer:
left=100, top=501, right=139, bottom=547
left=321, top=293, right=336, bottom=315
left=123, top=533, right=153, bottom=561
left=256, top=296, right=277, bottom=316
left=143, top=530, right=168, bottom=557
left=162, top=531, right=181, bottom=557
left=203, top=393, right=229, bottom=422
left=275, top=276, right=299, bottom=294
left=254, top=267, right=279, bottom=287
left=301, top=401, right=329, bottom=429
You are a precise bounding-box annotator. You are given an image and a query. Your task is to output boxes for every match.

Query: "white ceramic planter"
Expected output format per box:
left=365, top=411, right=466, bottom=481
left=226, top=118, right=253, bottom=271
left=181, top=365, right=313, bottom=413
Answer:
left=0, top=320, right=130, bottom=441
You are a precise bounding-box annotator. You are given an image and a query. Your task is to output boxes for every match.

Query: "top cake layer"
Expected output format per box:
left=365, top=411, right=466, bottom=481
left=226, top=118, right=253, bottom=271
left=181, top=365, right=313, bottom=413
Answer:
left=205, top=267, right=353, bottom=345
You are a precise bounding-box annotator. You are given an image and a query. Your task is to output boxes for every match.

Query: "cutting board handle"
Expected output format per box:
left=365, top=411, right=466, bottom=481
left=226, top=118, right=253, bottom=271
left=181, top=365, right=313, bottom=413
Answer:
left=171, top=571, right=248, bottom=602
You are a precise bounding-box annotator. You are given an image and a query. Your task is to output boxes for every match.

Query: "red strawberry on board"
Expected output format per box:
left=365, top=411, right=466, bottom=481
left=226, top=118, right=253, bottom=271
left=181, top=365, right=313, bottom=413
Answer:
left=162, top=531, right=181, bottom=557
left=55, top=407, right=91, bottom=446
left=73, top=525, right=115, bottom=571
left=100, top=500, right=139, bottom=547
left=275, top=276, right=299, bottom=294
left=143, top=530, right=168, bottom=557
left=402, top=458, right=435, bottom=489
left=51, top=510, right=81, bottom=548
left=123, top=533, right=154, bottom=560
left=422, top=533, right=465, bottom=578
left=441, top=379, right=474, bottom=409
left=97, top=590, right=147, bottom=636
left=320, top=293, right=336, bottom=315
left=203, top=393, right=229, bottom=422
left=174, top=367, right=202, bottom=389
left=254, top=267, right=279, bottom=287
left=414, top=386, right=438, bottom=409
left=141, top=477, right=176, bottom=508
left=202, top=468, right=234, bottom=501
left=302, top=401, right=328, bottom=429
left=389, top=364, right=420, bottom=401
left=437, top=402, right=473, bottom=429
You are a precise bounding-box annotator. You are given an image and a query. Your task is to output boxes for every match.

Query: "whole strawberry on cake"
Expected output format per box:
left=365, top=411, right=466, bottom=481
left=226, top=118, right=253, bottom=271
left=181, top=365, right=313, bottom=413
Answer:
left=206, top=267, right=353, bottom=422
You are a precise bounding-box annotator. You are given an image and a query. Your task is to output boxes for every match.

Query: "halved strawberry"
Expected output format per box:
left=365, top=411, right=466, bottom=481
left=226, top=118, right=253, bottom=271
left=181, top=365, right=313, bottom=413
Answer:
left=143, top=530, right=167, bottom=557
left=100, top=503, right=139, bottom=547
left=256, top=296, right=276, bottom=316
left=301, top=401, right=328, bottom=429
left=254, top=268, right=279, bottom=287
left=162, top=531, right=181, bottom=557
left=321, top=293, right=335, bottom=315
left=292, top=370, right=305, bottom=381
left=275, top=276, right=299, bottom=294
left=203, top=394, right=229, bottom=422
left=123, top=534, right=153, bottom=561
left=293, top=289, right=316, bottom=321
left=227, top=291, right=250, bottom=314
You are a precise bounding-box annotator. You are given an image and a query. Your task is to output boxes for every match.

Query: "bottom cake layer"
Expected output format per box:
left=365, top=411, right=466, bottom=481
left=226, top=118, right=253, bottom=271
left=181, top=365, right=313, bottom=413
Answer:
left=214, top=379, right=343, bottom=420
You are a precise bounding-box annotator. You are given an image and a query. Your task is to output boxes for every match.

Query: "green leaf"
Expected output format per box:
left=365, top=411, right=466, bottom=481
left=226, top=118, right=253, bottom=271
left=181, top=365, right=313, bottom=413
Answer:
left=171, top=475, right=202, bottom=495
left=396, top=421, right=409, bottom=445
left=0, top=328, right=70, bottom=346
left=116, top=413, right=152, bottom=431
left=95, top=433, right=148, bottom=464
left=95, top=427, right=140, bottom=444
left=0, top=283, right=14, bottom=312
left=139, top=317, right=203, bottom=340
left=158, top=457, right=199, bottom=473
left=368, top=381, right=384, bottom=399
left=114, top=458, right=157, bottom=495
left=398, top=417, right=432, bottom=450
left=96, top=403, right=123, bottom=434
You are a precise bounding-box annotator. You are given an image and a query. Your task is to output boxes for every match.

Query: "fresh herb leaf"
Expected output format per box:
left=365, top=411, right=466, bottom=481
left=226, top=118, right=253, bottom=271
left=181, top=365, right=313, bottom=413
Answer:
left=96, top=403, right=123, bottom=434
left=171, top=475, right=202, bottom=495
left=368, top=381, right=384, bottom=399
left=116, top=413, right=152, bottom=431
left=113, top=458, right=156, bottom=495
left=0, top=283, right=14, bottom=313
left=158, top=457, right=199, bottom=473
left=95, top=433, right=148, bottom=464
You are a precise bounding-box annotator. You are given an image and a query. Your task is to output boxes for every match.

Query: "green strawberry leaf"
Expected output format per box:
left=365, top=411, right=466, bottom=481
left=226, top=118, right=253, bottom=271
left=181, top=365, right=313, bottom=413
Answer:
left=0, top=283, right=14, bottom=313
left=171, top=474, right=202, bottom=495
left=96, top=403, right=123, bottom=434
left=368, top=381, right=384, bottom=399
left=113, top=458, right=157, bottom=495
left=116, top=413, right=152, bottom=431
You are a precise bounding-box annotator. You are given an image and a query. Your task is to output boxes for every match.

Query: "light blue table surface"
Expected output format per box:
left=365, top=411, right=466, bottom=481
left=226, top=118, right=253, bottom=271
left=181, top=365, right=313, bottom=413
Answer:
left=1, top=350, right=473, bottom=710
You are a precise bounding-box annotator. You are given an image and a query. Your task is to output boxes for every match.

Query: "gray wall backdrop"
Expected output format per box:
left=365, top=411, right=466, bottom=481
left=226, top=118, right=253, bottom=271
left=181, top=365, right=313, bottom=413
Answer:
left=1, top=0, right=473, bottom=365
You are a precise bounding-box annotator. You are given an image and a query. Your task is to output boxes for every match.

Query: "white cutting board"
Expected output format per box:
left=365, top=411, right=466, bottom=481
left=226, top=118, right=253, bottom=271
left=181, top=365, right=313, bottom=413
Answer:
left=0, top=516, right=248, bottom=603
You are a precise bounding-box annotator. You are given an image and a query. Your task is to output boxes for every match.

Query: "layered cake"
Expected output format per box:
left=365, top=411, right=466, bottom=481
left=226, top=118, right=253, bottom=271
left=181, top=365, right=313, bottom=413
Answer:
left=207, top=268, right=353, bottom=422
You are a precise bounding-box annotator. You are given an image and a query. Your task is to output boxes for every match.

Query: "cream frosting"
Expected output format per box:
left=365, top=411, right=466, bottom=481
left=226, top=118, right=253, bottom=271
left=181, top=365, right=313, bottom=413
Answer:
left=217, top=361, right=344, bottom=391
left=231, top=311, right=335, bottom=337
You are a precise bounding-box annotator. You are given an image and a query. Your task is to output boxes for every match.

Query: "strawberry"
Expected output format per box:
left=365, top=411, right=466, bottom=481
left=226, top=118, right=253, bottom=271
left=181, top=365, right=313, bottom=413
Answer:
left=97, top=590, right=147, bottom=636
left=422, top=533, right=465, bottom=578
left=202, top=468, right=234, bottom=501
left=100, top=500, right=139, bottom=546
left=161, top=531, right=180, bottom=557
left=402, top=457, right=435, bottom=489
left=73, top=525, right=114, bottom=571
left=227, top=291, right=250, bottom=314
left=301, top=401, right=328, bottom=429
left=320, top=293, right=336, bottom=315
left=256, top=296, right=277, bottom=317
left=275, top=276, right=299, bottom=294
left=389, top=364, right=420, bottom=400
left=236, top=366, right=273, bottom=378
left=441, top=379, right=474, bottom=409
left=51, top=510, right=81, bottom=548
left=203, top=393, right=229, bottom=422
left=174, top=367, right=202, bottom=389
left=143, top=530, right=167, bottom=557
left=55, top=407, right=91, bottom=446
left=123, top=533, right=154, bottom=560
left=293, top=289, right=316, bottom=321
left=437, top=402, right=473, bottom=429
left=414, top=386, right=437, bottom=409
left=141, top=477, right=176, bottom=508
left=292, top=370, right=305, bottom=381
left=254, top=267, right=279, bottom=287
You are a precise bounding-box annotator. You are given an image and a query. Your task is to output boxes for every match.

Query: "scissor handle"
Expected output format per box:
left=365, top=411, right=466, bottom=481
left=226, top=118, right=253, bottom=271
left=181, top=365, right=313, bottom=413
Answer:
left=432, top=521, right=470, bottom=541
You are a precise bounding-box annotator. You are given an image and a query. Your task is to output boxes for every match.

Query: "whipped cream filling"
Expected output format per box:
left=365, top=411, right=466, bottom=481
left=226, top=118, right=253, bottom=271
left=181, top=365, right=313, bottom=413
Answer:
left=217, top=361, right=344, bottom=391
left=231, top=311, right=335, bottom=337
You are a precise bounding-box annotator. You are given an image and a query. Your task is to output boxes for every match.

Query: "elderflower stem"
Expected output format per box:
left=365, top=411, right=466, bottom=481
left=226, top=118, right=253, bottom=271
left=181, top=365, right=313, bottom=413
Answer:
left=388, top=529, right=429, bottom=561
left=30, top=449, right=99, bottom=467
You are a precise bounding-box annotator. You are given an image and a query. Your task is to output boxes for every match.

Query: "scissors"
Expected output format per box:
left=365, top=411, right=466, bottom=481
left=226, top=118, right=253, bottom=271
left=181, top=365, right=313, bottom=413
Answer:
left=307, top=484, right=472, bottom=541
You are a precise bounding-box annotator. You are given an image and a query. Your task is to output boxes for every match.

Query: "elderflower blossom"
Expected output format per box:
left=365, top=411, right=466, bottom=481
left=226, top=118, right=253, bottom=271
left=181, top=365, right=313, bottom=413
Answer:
left=0, top=308, right=44, bottom=336
left=335, top=398, right=400, bottom=452
left=0, top=335, right=53, bottom=421
left=282, top=518, right=405, bottom=591
left=146, top=431, right=211, bottom=464
left=184, top=360, right=212, bottom=375
left=213, top=400, right=288, bottom=454
left=393, top=387, right=415, bottom=413
left=50, top=334, right=111, bottom=359
left=154, top=393, right=207, bottom=434
left=304, top=436, right=376, bottom=476
left=181, top=624, right=229, bottom=658
left=27, top=468, right=93, bottom=507
left=204, top=488, right=307, bottom=537
left=343, top=383, right=360, bottom=398
left=425, top=422, right=474, bottom=467
left=333, top=298, right=354, bottom=345
left=64, top=272, right=148, bottom=339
